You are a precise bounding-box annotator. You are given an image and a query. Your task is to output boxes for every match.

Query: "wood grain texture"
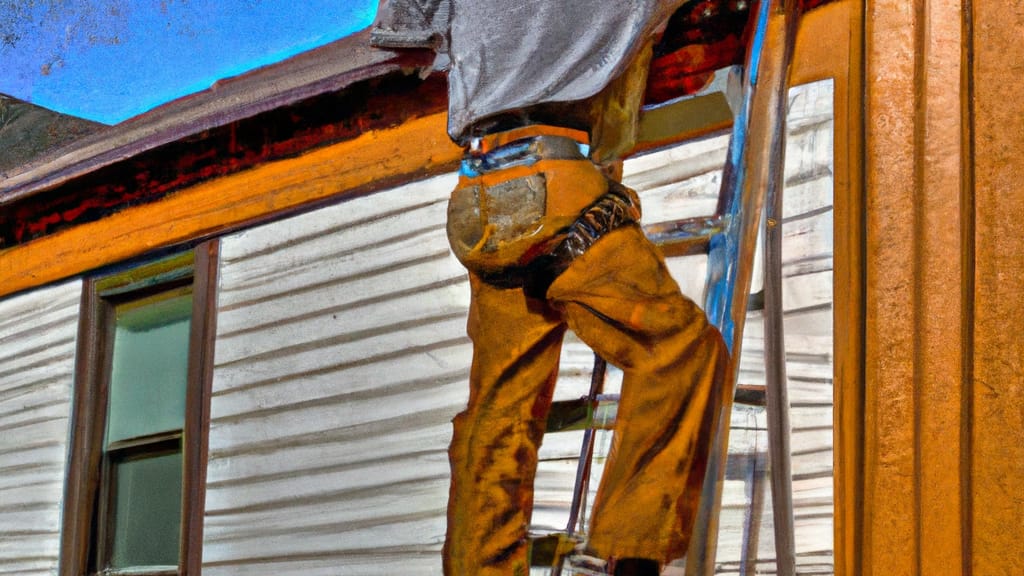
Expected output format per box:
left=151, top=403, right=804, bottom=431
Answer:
left=969, top=1, right=1024, bottom=574
left=0, top=280, right=80, bottom=576
left=862, top=1, right=921, bottom=572
left=861, top=0, right=987, bottom=574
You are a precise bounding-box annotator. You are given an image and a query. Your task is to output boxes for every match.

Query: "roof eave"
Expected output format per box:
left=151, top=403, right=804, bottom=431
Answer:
left=0, top=29, right=433, bottom=205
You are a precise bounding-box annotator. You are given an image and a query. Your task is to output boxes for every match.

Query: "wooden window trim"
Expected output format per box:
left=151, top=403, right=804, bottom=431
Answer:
left=61, top=240, right=218, bottom=576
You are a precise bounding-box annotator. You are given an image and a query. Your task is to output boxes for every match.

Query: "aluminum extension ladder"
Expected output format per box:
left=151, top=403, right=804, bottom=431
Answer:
left=537, top=1, right=806, bottom=574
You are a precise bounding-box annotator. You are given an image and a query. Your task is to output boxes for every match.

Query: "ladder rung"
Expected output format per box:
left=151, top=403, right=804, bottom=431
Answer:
left=545, top=396, right=620, bottom=433
left=747, top=289, right=765, bottom=311
left=734, top=383, right=767, bottom=406
left=528, top=533, right=580, bottom=567
left=644, top=214, right=726, bottom=257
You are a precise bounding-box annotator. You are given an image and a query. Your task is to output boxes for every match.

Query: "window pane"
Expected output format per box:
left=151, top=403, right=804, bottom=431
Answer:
left=109, top=451, right=183, bottom=569
left=107, top=291, right=192, bottom=444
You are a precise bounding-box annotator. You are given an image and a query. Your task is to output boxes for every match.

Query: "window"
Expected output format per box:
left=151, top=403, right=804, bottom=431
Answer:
left=63, top=243, right=217, bottom=576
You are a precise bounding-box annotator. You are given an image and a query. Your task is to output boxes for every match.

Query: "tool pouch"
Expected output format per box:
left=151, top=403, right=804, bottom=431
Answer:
left=447, top=173, right=550, bottom=274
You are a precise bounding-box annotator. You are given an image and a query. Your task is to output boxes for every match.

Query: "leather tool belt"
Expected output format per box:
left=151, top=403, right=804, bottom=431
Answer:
left=446, top=127, right=641, bottom=295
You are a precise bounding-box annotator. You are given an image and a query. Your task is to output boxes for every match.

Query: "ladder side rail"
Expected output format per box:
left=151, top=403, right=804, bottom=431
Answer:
left=551, top=355, right=608, bottom=576
left=762, top=2, right=805, bottom=574
left=688, top=0, right=801, bottom=573
left=687, top=0, right=772, bottom=570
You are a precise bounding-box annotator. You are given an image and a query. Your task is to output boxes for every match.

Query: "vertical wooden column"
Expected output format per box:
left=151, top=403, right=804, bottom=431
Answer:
left=789, top=3, right=863, bottom=575
left=860, top=1, right=1024, bottom=575
left=862, top=0, right=968, bottom=574
left=968, top=2, right=1024, bottom=575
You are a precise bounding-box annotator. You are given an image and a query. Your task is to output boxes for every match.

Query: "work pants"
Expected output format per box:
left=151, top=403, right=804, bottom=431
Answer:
left=442, top=224, right=729, bottom=576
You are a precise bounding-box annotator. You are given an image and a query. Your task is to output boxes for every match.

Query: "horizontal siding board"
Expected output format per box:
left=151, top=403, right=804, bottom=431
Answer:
left=0, top=560, right=63, bottom=576
left=205, top=453, right=449, bottom=520
left=215, top=281, right=469, bottom=369
left=206, top=516, right=446, bottom=556
left=782, top=177, right=834, bottom=222
left=218, top=225, right=454, bottom=312
left=0, top=480, right=66, bottom=508
left=634, top=172, right=723, bottom=224
left=0, top=382, right=68, bottom=421
left=0, top=402, right=71, bottom=433
left=218, top=211, right=447, bottom=285
left=206, top=422, right=453, bottom=492
left=0, top=280, right=79, bottom=576
left=213, top=312, right=467, bottom=389
left=216, top=194, right=454, bottom=302
left=205, top=460, right=450, bottom=523
left=218, top=175, right=458, bottom=264
left=624, top=133, right=730, bottom=189
left=210, top=342, right=471, bottom=423
left=202, top=554, right=441, bottom=576
left=216, top=260, right=466, bottom=342
left=0, top=347, right=76, bottom=390
left=781, top=210, right=833, bottom=266
left=0, top=463, right=65, bottom=493
left=205, top=483, right=449, bottom=535
left=0, top=287, right=79, bottom=336
left=0, top=328, right=76, bottom=369
left=208, top=380, right=465, bottom=458
left=625, top=132, right=729, bottom=228
left=0, top=533, right=61, bottom=562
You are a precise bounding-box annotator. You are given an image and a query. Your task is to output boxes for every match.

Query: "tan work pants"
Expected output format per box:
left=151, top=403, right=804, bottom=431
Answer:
left=443, top=224, right=728, bottom=575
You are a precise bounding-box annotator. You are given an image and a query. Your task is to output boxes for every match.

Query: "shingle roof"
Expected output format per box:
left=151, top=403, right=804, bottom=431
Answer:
left=0, top=94, right=103, bottom=175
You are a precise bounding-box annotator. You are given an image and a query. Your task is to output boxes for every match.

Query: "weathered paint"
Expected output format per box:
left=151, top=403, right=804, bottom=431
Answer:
left=0, top=281, right=80, bottom=575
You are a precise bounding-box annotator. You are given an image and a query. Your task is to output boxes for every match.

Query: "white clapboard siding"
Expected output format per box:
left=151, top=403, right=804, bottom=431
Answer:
left=780, top=80, right=834, bottom=573
left=207, top=80, right=833, bottom=575
left=206, top=173, right=470, bottom=576
left=0, top=281, right=80, bottom=576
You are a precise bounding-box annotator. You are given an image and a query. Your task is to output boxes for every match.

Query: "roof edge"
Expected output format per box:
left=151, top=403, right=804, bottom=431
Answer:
left=0, top=30, right=434, bottom=205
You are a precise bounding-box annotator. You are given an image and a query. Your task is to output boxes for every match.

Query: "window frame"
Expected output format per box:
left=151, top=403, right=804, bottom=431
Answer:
left=62, top=240, right=218, bottom=576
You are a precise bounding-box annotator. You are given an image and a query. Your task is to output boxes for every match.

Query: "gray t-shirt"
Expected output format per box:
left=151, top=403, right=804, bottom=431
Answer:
left=371, top=0, right=678, bottom=141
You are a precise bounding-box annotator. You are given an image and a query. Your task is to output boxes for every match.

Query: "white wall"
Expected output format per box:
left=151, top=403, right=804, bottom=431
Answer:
left=205, top=174, right=471, bottom=575
left=0, top=281, right=81, bottom=576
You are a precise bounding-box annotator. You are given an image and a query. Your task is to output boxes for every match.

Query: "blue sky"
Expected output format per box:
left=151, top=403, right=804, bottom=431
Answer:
left=0, top=1, right=378, bottom=124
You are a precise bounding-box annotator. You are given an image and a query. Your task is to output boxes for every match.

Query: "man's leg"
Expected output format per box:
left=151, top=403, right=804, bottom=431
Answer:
left=444, top=274, right=567, bottom=576
left=547, top=224, right=728, bottom=567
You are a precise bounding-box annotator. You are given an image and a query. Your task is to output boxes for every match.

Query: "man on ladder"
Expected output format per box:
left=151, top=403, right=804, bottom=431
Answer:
left=372, top=2, right=730, bottom=574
